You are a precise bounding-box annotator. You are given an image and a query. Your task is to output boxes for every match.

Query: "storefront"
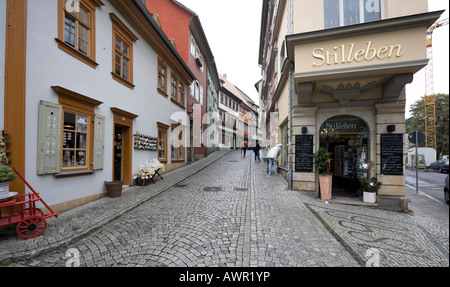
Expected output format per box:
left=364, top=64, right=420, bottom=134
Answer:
left=319, top=115, right=370, bottom=197
left=285, top=11, right=442, bottom=211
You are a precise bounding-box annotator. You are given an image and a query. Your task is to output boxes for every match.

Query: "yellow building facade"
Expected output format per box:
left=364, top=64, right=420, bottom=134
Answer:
left=258, top=0, right=443, bottom=211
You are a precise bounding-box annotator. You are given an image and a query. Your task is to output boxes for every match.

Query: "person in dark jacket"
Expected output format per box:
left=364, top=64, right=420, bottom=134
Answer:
left=253, top=140, right=261, bottom=161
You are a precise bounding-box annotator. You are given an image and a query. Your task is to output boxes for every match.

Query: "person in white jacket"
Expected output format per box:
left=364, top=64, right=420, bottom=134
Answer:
left=267, top=144, right=282, bottom=175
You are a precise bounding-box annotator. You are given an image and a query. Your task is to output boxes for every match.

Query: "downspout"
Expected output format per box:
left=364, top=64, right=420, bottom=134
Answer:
left=287, top=60, right=294, bottom=190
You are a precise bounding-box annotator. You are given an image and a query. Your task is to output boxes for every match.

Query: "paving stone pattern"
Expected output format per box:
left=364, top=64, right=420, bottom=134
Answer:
left=1, top=150, right=448, bottom=267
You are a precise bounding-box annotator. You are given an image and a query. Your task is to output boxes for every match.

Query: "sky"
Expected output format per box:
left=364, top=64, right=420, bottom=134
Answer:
left=177, top=0, right=449, bottom=117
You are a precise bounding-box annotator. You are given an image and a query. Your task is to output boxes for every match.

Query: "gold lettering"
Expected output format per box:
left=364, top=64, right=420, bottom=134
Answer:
left=354, top=49, right=365, bottom=62
left=389, top=44, right=403, bottom=57
left=340, top=44, right=345, bottom=63
left=312, top=42, right=403, bottom=67
left=376, top=46, right=388, bottom=59
left=347, top=43, right=355, bottom=63
left=365, top=41, right=377, bottom=61
left=312, top=48, right=325, bottom=66
left=326, top=51, right=332, bottom=65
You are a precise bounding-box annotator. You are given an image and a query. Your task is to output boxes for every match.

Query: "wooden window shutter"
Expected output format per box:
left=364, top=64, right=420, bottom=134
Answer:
left=92, top=114, right=105, bottom=170
left=37, top=100, right=62, bottom=175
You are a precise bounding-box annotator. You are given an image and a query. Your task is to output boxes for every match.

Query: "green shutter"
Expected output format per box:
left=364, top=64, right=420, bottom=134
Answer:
left=92, top=114, right=105, bottom=170
left=37, top=100, right=62, bottom=175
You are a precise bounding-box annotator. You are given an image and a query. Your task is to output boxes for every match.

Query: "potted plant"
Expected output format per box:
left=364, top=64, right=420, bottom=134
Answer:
left=359, top=177, right=382, bottom=203
left=0, top=165, right=17, bottom=194
left=314, top=147, right=333, bottom=201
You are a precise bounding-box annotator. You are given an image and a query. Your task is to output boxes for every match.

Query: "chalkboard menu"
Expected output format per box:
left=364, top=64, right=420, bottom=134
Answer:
left=380, top=133, right=403, bottom=175
left=295, top=135, right=314, bottom=172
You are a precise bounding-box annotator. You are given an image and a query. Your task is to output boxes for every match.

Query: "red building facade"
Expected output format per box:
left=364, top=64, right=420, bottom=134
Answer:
left=146, top=0, right=213, bottom=160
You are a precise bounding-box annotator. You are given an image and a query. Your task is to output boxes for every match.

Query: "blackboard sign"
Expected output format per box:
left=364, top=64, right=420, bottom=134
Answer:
left=381, top=133, right=403, bottom=175
left=295, top=135, right=314, bottom=172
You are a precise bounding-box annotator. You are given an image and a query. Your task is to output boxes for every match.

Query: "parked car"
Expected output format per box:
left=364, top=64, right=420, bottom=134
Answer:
left=445, top=175, right=449, bottom=204
left=429, top=159, right=449, bottom=173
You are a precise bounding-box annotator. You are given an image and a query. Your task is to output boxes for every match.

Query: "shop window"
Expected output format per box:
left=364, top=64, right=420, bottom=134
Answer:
left=157, top=122, right=169, bottom=163
left=158, top=58, right=168, bottom=96
left=37, top=87, right=104, bottom=175
left=324, top=0, right=381, bottom=29
left=111, top=13, right=138, bottom=89
left=57, top=0, right=102, bottom=68
left=62, top=111, right=89, bottom=169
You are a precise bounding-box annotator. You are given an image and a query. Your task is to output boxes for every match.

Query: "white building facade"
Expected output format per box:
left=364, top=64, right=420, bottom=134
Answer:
left=1, top=0, right=194, bottom=212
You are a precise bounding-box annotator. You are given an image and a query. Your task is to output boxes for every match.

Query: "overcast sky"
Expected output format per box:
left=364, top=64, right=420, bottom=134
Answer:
left=177, top=0, right=449, bottom=117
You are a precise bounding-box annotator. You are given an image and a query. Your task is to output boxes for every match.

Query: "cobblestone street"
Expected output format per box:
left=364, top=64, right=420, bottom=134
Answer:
left=2, top=150, right=449, bottom=267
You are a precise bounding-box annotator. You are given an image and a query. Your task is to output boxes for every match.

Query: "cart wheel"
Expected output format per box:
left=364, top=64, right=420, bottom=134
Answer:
left=16, top=215, right=47, bottom=239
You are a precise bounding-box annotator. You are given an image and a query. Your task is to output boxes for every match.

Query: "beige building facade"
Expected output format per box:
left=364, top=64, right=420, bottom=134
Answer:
left=258, top=0, right=443, bottom=211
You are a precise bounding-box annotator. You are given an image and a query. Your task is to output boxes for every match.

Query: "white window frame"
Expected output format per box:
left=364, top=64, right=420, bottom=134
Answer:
left=327, top=0, right=383, bottom=28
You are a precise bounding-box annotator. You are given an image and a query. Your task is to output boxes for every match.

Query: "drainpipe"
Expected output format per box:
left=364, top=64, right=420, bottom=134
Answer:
left=287, top=61, right=294, bottom=190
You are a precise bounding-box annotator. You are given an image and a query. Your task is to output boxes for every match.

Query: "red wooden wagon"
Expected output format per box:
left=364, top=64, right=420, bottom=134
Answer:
left=0, top=167, right=58, bottom=239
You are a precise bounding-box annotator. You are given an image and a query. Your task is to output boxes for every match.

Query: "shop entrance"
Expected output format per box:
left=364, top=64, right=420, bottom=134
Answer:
left=113, top=125, right=123, bottom=181
left=319, top=116, right=370, bottom=198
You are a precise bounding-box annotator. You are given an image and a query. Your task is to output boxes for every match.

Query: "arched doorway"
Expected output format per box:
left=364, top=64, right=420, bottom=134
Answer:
left=319, top=115, right=370, bottom=198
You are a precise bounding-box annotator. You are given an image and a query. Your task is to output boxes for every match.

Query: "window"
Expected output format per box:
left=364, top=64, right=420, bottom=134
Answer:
left=111, top=13, right=138, bottom=89
left=114, top=36, right=131, bottom=81
left=171, top=72, right=178, bottom=101
left=158, top=58, right=168, bottom=96
left=171, top=124, right=185, bottom=161
left=178, top=81, right=185, bottom=107
left=190, top=34, right=204, bottom=72
left=324, top=0, right=381, bottom=29
left=57, top=0, right=102, bottom=68
left=62, top=112, right=89, bottom=169
left=157, top=122, right=169, bottom=162
left=36, top=86, right=104, bottom=174
left=170, top=72, right=185, bottom=108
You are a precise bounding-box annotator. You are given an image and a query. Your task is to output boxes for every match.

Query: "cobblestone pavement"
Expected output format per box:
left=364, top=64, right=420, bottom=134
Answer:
left=1, top=150, right=449, bottom=267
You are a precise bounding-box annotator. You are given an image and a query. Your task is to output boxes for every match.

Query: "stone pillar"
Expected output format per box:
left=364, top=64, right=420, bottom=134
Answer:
left=375, top=102, right=408, bottom=211
left=291, top=106, right=317, bottom=193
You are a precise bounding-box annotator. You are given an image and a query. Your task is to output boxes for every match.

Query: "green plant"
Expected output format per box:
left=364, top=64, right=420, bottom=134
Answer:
left=359, top=177, right=382, bottom=193
left=313, top=147, right=332, bottom=175
left=0, top=165, right=16, bottom=183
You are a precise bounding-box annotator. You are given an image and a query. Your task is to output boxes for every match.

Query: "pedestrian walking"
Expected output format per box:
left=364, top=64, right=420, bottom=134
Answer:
left=267, top=144, right=282, bottom=174
left=253, top=140, right=261, bottom=161
left=242, top=140, right=248, bottom=157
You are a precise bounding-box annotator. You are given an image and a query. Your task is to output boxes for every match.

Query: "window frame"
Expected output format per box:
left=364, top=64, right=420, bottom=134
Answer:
left=158, top=58, right=168, bottom=96
left=57, top=0, right=102, bottom=68
left=169, top=72, right=186, bottom=108
left=110, top=13, right=138, bottom=89
left=171, top=124, right=185, bottom=162
left=61, top=110, right=90, bottom=170
left=157, top=122, right=169, bottom=163
left=53, top=86, right=103, bottom=172
left=324, top=0, right=383, bottom=29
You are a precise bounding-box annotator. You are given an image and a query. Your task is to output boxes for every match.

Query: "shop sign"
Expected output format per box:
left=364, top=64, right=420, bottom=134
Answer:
left=312, top=41, right=404, bottom=67
left=320, top=116, right=367, bottom=134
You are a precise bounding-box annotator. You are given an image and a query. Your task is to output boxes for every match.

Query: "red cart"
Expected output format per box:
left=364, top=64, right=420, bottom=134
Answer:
left=0, top=167, right=58, bottom=239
